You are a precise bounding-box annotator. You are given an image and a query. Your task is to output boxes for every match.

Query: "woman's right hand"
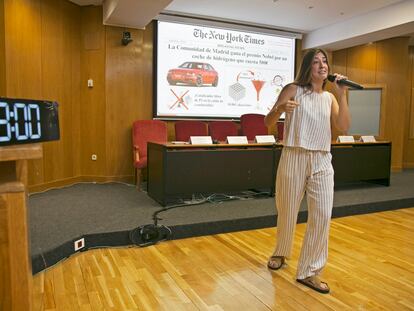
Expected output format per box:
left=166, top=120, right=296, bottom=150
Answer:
left=265, top=84, right=298, bottom=127
left=278, top=100, right=299, bottom=114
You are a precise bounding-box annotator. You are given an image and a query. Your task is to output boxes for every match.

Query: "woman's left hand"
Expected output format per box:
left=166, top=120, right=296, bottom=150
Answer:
left=332, top=73, right=348, bottom=94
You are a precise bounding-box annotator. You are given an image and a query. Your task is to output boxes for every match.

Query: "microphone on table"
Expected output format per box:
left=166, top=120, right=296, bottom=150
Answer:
left=327, top=74, right=364, bottom=90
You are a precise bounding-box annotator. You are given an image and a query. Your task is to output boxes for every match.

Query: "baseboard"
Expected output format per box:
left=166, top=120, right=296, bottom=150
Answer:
left=403, top=162, right=414, bottom=168
left=28, top=175, right=134, bottom=194
left=391, top=165, right=403, bottom=172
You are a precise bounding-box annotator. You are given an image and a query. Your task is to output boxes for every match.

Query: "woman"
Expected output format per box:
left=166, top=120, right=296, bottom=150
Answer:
left=264, top=48, right=350, bottom=294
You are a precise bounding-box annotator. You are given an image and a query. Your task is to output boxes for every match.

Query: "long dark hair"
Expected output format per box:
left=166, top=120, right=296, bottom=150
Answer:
left=294, top=48, right=330, bottom=92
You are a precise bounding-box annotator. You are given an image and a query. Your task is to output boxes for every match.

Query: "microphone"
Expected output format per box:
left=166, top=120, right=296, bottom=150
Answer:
left=327, top=74, right=363, bottom=90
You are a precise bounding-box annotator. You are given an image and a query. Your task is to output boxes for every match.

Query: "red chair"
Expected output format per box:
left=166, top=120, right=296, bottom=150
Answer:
left=240, top=113, right=268, bottom=141
left=132, top=120, right=168, bottom=188
left=174, top=120, right=208, bottom=142
left=208, top=121, right=238, bottom=142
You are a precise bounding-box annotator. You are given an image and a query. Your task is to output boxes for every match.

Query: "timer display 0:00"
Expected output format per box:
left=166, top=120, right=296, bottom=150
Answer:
left=0, top=102, right=42, bottom=142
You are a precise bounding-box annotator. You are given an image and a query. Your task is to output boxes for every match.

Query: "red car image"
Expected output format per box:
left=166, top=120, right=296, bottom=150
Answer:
left=167, top=62, right=219, bottom=87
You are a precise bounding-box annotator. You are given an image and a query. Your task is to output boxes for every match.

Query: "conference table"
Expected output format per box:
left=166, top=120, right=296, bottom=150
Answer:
left=147, top=141, right=391, bottom=206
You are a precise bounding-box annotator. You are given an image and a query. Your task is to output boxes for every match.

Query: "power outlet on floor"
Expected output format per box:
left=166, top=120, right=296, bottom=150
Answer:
left=74, top=238, right=85, bottom=251
left=91, top=154, right=97, bottom=161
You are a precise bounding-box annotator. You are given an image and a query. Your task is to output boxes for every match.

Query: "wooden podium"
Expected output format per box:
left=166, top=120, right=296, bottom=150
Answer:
left=0, top=144, right=42, bottom=311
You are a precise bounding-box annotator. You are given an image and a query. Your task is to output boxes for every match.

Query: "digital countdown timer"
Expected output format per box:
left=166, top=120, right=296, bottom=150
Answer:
left=0, top=97, right=60, bottom=146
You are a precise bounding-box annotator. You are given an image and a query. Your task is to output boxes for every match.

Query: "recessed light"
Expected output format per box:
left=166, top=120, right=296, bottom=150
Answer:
left=308, top=6, right=314, bottom=9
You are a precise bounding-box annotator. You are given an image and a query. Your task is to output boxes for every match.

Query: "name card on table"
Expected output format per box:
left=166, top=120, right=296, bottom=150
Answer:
left=336, top=136, right=355, bottom=143
left=227, top=136, right=248, bottom=144
left=337, top=135, right=355, bottom=143
left=255, top=135, right=276, bottom=143
left=190, top=136, right=213, bottom=145
left=359, top=135, right=376, bottom=143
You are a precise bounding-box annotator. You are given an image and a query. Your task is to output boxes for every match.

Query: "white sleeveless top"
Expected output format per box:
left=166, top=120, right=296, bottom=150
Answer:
left=283, top=86, right=332, bottom=152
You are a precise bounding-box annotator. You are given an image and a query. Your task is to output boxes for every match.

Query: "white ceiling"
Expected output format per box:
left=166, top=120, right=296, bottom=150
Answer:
left=164, top=0, right=404, bottom=33
left=69, top=0, right=414, bottom=50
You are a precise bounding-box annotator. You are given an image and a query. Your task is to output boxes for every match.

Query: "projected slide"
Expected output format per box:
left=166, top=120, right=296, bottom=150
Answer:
left=156, top=20, right=295, bottom=119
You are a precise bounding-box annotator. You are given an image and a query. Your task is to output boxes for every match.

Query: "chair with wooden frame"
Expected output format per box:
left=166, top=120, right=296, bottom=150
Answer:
left=132, top=120, right=168, bottom=188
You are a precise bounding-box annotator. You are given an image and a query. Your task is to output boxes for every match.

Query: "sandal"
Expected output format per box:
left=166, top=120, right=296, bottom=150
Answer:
left=296, top=276, right=330, bottom=294
left=267, top=256, right=285, bottom=270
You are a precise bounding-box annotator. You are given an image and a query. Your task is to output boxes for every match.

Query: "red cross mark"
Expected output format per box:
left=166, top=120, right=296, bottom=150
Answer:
left=169, top=89, right=189, bottom=110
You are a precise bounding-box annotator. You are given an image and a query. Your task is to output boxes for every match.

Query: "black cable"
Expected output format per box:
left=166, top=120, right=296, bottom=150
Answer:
left=152, top=190, right=270, bottom=220
left=153, top=198, right=208, bottom=224
left=130, top=190, right=270, bottom=247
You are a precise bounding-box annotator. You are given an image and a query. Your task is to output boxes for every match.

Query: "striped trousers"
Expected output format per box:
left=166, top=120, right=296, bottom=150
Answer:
left=273, top=147, right=334, bottom=279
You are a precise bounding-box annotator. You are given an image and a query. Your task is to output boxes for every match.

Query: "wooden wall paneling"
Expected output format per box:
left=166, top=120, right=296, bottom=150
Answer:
left=4, top=0, right=44, bottom=186
left=331, top=48, right=347, bottom=76
left=295, top=39, right=303, bottom=76
left=330, top=49, right=347, bottom=139
left=80, top=6, right=106, bottom=177
left=141, top=22, right=154, bottom=120
left=378, top=84, right=388, bottom=141
left=325, top=50, right=333, bottom=69
left=403, top=46, right=414, bottom=167
left=405, top=87, right=414, bottom=167
left=105, top=26, right=152, bottom=179
left=411, top=87, right=414, bottom=139
left=40, top=0, right=62, bottom=183
left=40, top=0, right=78, bottom=183
left=65, top=0, right=82, bottom=178
left=410, top=46, right=414, bottom=139
left=105, top=24, right=153, bottom=179
left=0, top=0, right=6, bottom=96
left=376, top=37, right=410, bottom=171
left=346, top=43, right=377, bottom=84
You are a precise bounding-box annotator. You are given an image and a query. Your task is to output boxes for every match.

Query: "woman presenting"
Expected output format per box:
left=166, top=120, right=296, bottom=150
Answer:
left=264, top=48, right=351, bottom=294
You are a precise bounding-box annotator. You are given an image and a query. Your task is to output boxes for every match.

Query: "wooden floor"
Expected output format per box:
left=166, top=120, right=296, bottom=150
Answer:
left=32, top=208, right=414, bottom=311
